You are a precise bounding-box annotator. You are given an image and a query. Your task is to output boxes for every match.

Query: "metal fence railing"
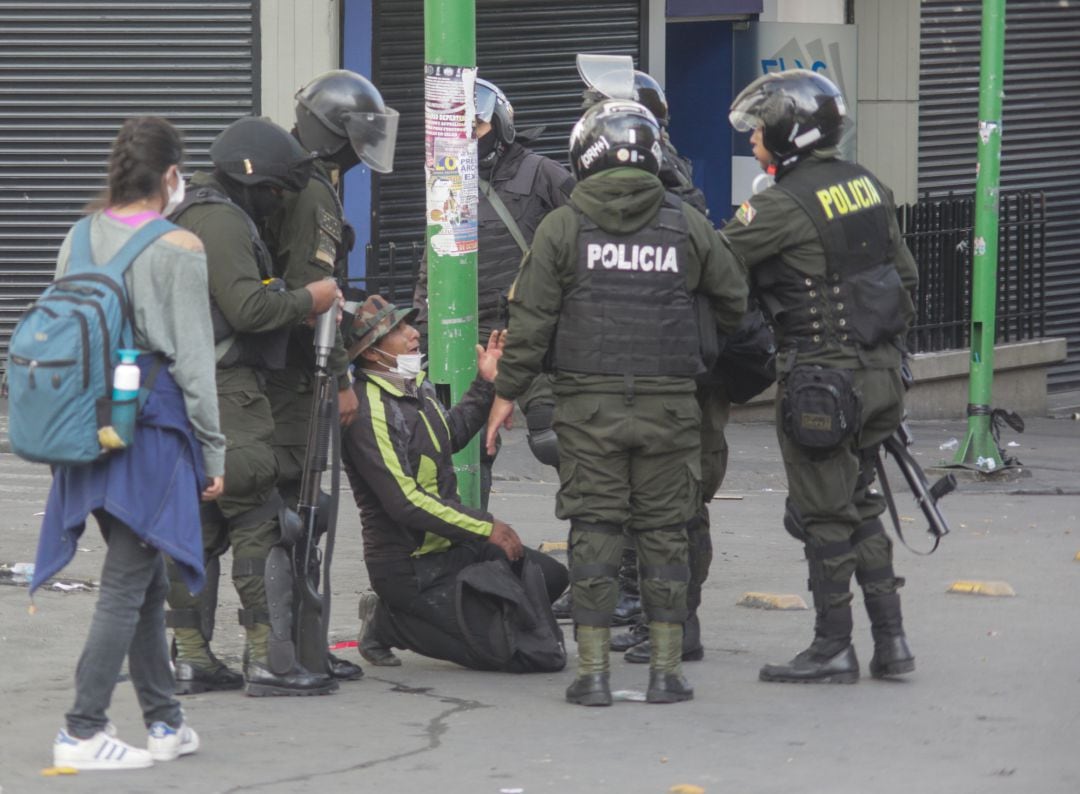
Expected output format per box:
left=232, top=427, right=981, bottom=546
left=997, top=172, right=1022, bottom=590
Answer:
left=346, top=241, right=425, bottom=305
left=898, top=190, right=1046, bottom=354
left=351, top=190, right=1049, bottom=357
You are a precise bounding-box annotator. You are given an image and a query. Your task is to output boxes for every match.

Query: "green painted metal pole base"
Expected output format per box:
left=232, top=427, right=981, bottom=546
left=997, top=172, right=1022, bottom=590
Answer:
left=951, top=413, right=1005, bottom=473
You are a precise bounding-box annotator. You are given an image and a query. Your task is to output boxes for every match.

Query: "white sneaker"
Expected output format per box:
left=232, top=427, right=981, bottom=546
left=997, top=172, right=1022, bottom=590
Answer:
left=53, top=728, right=154, bottom=770
left=147, top=721, right=199, bottom=761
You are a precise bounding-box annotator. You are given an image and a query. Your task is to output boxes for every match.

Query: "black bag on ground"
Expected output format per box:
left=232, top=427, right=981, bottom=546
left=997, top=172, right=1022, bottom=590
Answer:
left=781, top=365, right=861, bottom=451
left=455, top=556, right=567, bottom=673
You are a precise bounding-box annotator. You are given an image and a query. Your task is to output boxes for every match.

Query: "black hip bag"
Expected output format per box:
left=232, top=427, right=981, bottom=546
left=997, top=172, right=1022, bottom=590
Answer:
left=781, top=365, right=861, bottom=451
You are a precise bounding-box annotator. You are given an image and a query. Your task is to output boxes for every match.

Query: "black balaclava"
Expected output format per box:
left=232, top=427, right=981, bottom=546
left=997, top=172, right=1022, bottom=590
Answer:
left=217, top=171, right=284, bottom=222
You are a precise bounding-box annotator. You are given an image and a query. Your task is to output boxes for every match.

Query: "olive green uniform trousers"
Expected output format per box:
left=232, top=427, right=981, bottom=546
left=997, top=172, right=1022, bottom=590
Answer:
left=168, top=367, right=281, bottom=651
left=777, top=365, right=905, bottom=611
left=553, top=390, right=700, bottom=627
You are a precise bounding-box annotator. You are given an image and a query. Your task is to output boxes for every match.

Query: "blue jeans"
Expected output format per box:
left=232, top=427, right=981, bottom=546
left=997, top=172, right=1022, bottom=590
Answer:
left=66, top=517, right=182, bottom=738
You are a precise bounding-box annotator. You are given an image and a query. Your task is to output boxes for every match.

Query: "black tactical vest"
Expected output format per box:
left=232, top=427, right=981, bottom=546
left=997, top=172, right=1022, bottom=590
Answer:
left=554, top=193, right=701, bottom=378
left=477, top=149, right=572, bottom=335
left=756, top=158, right=908, bottom=350
left=170, top=187, right=288, bottom=370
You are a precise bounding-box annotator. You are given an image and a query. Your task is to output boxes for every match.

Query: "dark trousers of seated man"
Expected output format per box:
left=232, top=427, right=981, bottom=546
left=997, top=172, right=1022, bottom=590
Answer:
left=365, top=544, right=568, bottom=669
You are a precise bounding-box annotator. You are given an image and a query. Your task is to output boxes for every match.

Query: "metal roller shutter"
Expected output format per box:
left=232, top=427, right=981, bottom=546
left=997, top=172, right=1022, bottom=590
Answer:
left=918, top=0, right=1080, bottom=390
left=0, top=0, right=257, bottom=368
left=371, top=0, right=643, bottom=291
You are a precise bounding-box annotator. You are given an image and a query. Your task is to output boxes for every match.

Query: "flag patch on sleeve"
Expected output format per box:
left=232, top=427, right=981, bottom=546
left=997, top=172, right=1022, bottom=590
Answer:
left=735, top=201, right=756, bottom=225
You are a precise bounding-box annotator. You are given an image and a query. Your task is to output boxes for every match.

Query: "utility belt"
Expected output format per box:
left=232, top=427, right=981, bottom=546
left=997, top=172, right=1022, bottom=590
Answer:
left=781, top=363, right=861, bottom=455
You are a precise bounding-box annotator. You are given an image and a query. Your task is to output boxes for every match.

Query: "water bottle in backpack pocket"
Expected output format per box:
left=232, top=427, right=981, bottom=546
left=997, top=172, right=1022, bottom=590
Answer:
left=6, top=215, right=175, bottom=465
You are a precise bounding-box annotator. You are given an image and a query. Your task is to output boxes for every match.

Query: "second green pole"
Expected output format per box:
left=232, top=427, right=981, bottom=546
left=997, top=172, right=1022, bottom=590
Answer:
left=952, top=0, right=1006, bottom=473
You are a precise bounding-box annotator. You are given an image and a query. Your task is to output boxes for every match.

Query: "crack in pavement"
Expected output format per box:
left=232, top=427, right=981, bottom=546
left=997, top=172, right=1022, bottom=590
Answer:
left=222, top=676, right=490, bottom=793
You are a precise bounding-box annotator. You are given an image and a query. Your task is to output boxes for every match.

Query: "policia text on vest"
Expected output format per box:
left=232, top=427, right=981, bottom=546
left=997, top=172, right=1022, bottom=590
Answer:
left=815, top=175, right=882, bottom=221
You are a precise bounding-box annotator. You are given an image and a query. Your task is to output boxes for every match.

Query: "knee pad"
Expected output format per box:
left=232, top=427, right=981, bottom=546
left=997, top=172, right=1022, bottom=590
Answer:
left=278, top=504, right=303, bottom=548
left=525, top=400, right=559, bottom=468
left=525, top=401, right=558, bottom=461
left=636, top=523, right=691, bottom=623
left=568, top=520, right=623, bottom=626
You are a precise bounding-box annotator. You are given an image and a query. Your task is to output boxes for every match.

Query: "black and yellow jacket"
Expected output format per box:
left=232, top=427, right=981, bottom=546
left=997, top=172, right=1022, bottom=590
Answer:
left=341, top=369, right=495, bottom=566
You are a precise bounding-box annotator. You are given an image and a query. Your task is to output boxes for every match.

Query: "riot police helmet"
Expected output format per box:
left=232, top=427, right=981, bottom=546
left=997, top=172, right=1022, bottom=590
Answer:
left=576, top=54, right=669, bottom=126
left=630, top=71, right=669, bottom=126
left=295, top=69, right=399, bottom=173
left=569, top=99, right=662, bottom=181
left=210, top=116, right=315, bottom=192
left=728, top=69, right=849, bottom=167
left=475, top=78, right=516, bottom=146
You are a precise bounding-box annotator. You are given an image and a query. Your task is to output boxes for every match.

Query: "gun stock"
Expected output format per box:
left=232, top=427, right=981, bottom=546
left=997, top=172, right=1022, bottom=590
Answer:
left=293, top=307, right=340, bottom=672
left=876, top=423, right=956, bottom=554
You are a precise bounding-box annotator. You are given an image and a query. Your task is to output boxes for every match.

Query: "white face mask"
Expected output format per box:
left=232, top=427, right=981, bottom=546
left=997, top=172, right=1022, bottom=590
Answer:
left=163, top=169, right=185, bottom=216
left=374, top=347, right=425, bottom=377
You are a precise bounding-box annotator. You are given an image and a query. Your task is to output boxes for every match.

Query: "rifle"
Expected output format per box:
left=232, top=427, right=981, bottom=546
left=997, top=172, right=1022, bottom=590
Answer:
left=875, top=420, right=957, bottom=554
left=293, top=307, right=340, bottom=674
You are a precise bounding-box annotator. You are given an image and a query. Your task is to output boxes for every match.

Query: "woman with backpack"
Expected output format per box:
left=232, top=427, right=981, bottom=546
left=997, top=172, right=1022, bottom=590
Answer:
left=30, top=116, right=225, bottom=770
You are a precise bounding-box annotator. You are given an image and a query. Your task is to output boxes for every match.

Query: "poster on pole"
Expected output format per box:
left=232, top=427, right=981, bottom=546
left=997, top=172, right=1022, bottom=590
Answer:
left=424, top=64, right=478, bottom=257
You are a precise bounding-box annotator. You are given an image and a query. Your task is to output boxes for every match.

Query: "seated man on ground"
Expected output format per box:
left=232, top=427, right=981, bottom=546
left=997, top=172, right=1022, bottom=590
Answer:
left=341, top=295, right=568, bottom=672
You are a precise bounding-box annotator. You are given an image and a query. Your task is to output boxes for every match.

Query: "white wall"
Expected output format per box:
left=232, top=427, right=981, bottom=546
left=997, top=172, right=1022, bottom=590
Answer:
left=259, top=0, right=340, bottom=128
left=853, top=0, right=919, bottom=203
left=760, top=0, right=844, bottom=23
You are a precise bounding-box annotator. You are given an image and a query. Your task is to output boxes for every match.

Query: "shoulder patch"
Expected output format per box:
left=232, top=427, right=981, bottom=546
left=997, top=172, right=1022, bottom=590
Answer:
left=317, top=207, right=342, bottom=242
left=735, top=201, right=757, bottom=226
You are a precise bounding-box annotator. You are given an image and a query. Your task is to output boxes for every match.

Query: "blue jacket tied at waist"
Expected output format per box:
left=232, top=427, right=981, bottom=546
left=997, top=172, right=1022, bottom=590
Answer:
left=31, top=355, right=207, bottom=595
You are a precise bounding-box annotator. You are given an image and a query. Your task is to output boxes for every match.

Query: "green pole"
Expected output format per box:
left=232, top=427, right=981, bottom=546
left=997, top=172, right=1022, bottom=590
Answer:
left=952, top=0, right=1006, bottom=473
left=424, top=0, right=480, bottom=505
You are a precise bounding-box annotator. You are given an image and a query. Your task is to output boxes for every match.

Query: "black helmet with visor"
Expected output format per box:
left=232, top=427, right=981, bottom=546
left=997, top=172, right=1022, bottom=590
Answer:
left=295, top=69, right=399, bottom=173
left=729, top=69, right=849, bottom=169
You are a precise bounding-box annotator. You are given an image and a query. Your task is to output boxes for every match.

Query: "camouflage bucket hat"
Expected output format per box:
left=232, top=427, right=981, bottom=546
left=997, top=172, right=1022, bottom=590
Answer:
left=346, top=294, right=419, bottom=360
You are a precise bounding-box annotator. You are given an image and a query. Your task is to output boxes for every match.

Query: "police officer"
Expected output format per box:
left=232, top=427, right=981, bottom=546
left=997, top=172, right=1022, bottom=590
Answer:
left=582, top=65, right=709, bottom=217
left=166, top=117, right=341, bottom=697
left=486, top=100, right=747, bottom=706
left=581, top=64, right=720, bottom=651
left=721, top=70, right=919, bottom=683
left=262, top=70, right=399, bottom=679
left=412, top=77, right=575, bottom=508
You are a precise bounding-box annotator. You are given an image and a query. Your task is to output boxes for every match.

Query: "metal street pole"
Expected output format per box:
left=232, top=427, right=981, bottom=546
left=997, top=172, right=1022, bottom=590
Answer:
left=953, top=0, right=1006, bottom=473
left=424, top=0, right=481, bottom=505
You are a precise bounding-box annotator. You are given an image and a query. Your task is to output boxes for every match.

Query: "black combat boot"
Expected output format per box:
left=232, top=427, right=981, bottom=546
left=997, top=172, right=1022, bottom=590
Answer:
left=610, top=620, right=649, bottom=652
left=565, top=626, right=612, bottom=706
left=759, top=607, right=859, bottom=684
left=645, top=622, right=694, bottom=703
left=328, top=653, right=364, bottom=680
left=242, top=624, right=338, bottom=696
left=864, top=592, right=915, bottom=678
left=243, top=660, right=339, bottom=697
left=174, top=655, right=244, bottom=694
left=625, top=612, right=704, bottom=664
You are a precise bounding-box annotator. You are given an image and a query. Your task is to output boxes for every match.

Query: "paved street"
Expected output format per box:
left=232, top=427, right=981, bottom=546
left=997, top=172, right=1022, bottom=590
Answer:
left=1, top=412, right=1079, bottom=793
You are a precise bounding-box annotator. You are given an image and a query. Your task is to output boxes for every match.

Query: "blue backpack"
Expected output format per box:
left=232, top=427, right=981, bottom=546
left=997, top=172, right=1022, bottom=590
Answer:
left=6, top=215, right=175, bottom=465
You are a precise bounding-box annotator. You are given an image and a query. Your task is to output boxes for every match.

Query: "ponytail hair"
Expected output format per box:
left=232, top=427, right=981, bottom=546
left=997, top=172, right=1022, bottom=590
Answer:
left=106, top=116, right=184, bottom=207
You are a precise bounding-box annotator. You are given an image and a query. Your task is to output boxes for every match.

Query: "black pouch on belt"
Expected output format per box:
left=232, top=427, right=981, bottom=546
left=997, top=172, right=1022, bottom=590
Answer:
left=781, top=365, right=861, bottom=452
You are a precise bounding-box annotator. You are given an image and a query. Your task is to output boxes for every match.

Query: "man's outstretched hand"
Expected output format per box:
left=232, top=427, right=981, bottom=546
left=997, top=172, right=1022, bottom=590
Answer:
left=476, top=329, right=506, bottom=383
left=489, top=518, right=524, bottom=561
